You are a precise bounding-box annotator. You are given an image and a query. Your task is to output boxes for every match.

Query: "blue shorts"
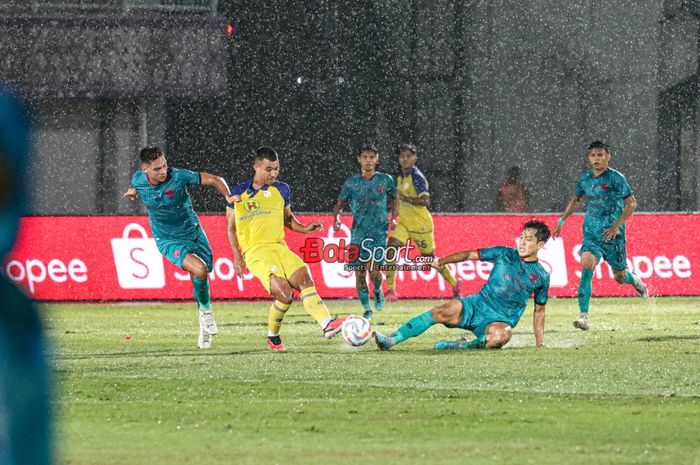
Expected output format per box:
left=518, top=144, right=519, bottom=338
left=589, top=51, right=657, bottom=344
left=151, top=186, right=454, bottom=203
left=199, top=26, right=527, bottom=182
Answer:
left=452, top=295, right=510, bottom=338
left=348, top=231, right=388, bottom=268
left=156, top=227, right=213, bottom=272
left=581, top=234, right=627, bottom=271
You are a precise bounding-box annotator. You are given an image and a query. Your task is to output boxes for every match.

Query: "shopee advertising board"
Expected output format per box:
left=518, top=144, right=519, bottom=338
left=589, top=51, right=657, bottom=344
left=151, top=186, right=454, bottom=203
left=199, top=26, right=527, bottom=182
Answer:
left=3, top=213, right=698, bottom=301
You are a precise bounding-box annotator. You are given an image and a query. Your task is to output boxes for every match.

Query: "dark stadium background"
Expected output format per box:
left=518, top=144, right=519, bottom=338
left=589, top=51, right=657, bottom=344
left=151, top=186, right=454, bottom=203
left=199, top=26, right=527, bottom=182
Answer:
left=0, top=0, right=697, bottom=214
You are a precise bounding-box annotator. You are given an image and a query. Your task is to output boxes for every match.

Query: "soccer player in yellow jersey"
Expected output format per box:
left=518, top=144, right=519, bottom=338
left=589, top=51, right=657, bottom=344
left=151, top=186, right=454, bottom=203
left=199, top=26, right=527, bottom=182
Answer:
left=385, top=144, right=461, bottom=301
left=226, top=146, right=345, bottom=351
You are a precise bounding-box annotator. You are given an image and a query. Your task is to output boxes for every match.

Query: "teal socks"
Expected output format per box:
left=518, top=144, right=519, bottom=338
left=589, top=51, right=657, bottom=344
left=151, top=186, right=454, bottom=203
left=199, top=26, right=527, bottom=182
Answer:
left=393, top=310, right=435, bottom=344
left=192, top=277, right=211, bottom=309
left=578, top=269, right=593, bottom=313
left=622, top=270, right=635, bottom=284
left=358, top=288, right=371, bottom=311
left=463, top=334, right=487, bottom=349
left=371, top=275, right=383, bottom=293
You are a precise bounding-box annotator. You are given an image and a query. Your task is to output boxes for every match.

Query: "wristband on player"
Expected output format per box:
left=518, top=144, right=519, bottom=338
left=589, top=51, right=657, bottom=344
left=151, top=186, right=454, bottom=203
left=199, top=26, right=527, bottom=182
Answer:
left=557, top=218, right=565, bottom=227
left=227, top=203, right=235, bottom=209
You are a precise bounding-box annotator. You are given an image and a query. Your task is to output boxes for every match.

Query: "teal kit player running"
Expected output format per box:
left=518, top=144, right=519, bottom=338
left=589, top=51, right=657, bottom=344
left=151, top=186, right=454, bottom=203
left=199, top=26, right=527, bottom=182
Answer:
left=333, top=145, right=398, bottom=320
left=374, top=220, right=551, bottom=350
left=124, top=146, right=237, bottom=348
left=553, top=141, right=648, bottom=331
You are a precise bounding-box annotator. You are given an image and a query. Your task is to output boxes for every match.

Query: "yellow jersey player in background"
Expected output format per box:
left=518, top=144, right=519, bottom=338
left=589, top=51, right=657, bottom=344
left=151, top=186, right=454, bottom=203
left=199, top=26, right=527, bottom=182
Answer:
left=226, top=146, right=345, bottom=351
left=385, top=144, right=462, bottom=301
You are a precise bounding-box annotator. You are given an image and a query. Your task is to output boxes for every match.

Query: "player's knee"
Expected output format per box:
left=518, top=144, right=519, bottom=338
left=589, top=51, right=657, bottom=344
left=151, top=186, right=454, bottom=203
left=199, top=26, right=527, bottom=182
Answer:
left=190, top=262, right=208, bottom=279
left=431, top=302, right=457, bottom=324
left=613, top=271, right=626, bottom=283
left=487, top=326, right=512, bottom=349
left=270, top=281, right=293, bottom=304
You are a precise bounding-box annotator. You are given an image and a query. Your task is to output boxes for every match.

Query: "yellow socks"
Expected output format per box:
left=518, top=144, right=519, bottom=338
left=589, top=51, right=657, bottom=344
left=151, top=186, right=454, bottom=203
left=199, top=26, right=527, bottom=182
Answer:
left=300, top=286, right=332, bottom=328
left=439, top=265, right=457, bottom=288
left=268, top=300, right=291, bottom=336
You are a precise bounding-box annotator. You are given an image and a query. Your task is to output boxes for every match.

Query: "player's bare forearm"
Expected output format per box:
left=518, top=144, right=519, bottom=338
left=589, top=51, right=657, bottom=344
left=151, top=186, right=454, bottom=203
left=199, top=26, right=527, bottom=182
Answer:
left=200, top=172, right=235, bottom=201
left=332, top=199, right=348, bottom=229
left=400, top=194, right=430, bottom=207
left=284, top=207, right=308, bottom=233
left=333, top=199, right=347, bottom=218
left=613, top=195, right=637, bottom=229
left=225, top=208, right=243, bottom=259
left=440, top=249, right=480, bottom=266
left=533, top=304, right=545, bottom=347
left=123, top=186, right=138, bottom=200
left=561, top=195, right=582, bottom=220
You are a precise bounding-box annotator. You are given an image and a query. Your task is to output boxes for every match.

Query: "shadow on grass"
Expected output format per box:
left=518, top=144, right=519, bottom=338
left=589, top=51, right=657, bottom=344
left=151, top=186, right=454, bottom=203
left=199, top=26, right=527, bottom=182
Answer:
left=57, top=348, right=266, bottom=360
left=636, top=334, right=700, bottom=342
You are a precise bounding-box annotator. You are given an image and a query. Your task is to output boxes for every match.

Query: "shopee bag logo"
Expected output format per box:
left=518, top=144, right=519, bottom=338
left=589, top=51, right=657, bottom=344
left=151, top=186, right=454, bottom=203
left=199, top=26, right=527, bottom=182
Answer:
left=111, top=223, right=165, bottom=289
left=537, top=238, right=568, bottom=287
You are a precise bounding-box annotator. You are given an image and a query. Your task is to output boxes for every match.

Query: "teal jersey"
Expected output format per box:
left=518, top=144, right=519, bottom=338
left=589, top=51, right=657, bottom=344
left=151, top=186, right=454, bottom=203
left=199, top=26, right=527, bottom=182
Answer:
left=339, top=172, right=396, bottom=237
left=131, top=167, right=202, bottom=240
left=575, top=168, right=633, bottom=239
left=476, top=247, right=550, bottom=328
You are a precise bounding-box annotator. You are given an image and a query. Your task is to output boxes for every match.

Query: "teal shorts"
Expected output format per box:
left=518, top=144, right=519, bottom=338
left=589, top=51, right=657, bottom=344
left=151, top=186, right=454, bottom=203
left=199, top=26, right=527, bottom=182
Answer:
left=451, top=295, right=510, bottom=338
left=581, top=234, right=627, bottom=271
left=348, top=231, right=388, bottom=268
left=156, top=227, right=213, bottom=272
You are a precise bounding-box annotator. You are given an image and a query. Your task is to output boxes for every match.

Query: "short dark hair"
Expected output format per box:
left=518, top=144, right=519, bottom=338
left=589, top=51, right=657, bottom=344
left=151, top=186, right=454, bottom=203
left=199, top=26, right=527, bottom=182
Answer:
left=356, top=144, right=379, bottom=157
left=140, top=146, right=164, bottom=164
left=523, top=219, right=551, bottom=244
left=255, top=146, right=278, bottom=163
left=587, top=140, right=610, bottom=153
left=397, top=143, right=417, bottom=156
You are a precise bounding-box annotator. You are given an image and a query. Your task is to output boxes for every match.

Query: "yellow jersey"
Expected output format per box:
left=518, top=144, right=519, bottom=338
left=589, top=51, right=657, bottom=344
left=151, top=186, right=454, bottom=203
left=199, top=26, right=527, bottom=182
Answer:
left=396, top=166, right=433, bottom=233
left=230, top=180, right=290, bottom=254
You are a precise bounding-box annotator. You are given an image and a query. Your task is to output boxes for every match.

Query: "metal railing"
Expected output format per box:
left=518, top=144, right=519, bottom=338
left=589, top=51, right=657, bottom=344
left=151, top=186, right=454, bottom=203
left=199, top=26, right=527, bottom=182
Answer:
left=0, top=0, right=218, bottom=14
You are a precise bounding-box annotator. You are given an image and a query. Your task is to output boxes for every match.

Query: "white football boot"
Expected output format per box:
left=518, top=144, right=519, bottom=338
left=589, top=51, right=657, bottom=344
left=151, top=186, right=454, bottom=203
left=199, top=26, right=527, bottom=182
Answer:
left=573, top=313, right=590, bottom=331
left=197, top=306, right=218, bottom=349
left=630, top=272, right=649, bottom=298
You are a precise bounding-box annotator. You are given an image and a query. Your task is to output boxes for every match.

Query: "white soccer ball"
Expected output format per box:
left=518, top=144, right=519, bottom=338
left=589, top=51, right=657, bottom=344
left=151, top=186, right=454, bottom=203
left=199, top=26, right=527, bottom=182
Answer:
left=341, top=315, right=372, bottom=346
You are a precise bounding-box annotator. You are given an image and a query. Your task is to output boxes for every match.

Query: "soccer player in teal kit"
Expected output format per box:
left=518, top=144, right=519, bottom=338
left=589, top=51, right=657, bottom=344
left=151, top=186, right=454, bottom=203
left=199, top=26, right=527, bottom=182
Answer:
left=374, top=220, right=551, bottom=350
left=333, top=145, right=398, bottom=320
left=553, top=141, right=648, bottom=331
left=124, top=146, right=237, bottom=348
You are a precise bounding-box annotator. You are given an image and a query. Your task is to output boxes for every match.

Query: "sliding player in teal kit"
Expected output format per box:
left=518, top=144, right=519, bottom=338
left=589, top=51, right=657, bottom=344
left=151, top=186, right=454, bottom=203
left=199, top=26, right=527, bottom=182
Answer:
left=374, top=220, right=551, bottom=350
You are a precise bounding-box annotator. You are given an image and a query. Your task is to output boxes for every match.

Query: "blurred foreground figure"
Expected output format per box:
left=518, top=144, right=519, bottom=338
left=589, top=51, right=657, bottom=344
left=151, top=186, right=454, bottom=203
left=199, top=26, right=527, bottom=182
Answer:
left=553, top=141, right=648, bottom=331
left=0, top=91, right=52, bottom=464
left=124, top=146, right=236, bottom=348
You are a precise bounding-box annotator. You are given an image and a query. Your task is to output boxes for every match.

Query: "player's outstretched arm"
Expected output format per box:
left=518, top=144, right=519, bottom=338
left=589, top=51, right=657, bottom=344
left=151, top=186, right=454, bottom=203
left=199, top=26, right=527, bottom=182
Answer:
left=332, top=199, right=348, bottom=231
left=533, top=303, right=545, bottom=347
left=603, top=195, right=637, bottom=242
left=225, top=207, right=246, bottom=276
left=399, top=192, right=430, bottom=207
left=389, top=194, right=399, bottom=230
left=200, top=172, right=238, bottom=204
left=284, top=207, right=322, bottom=234
left=553, top=194, right=583, bottom=236
left=123, top=186, right=138, bottom=200
left=432, top=249, right=480, bottom=268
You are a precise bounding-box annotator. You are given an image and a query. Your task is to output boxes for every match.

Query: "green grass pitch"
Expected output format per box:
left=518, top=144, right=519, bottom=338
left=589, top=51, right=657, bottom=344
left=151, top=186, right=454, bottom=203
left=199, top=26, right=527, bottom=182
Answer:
left=46, top=297, right=700, bottom=465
